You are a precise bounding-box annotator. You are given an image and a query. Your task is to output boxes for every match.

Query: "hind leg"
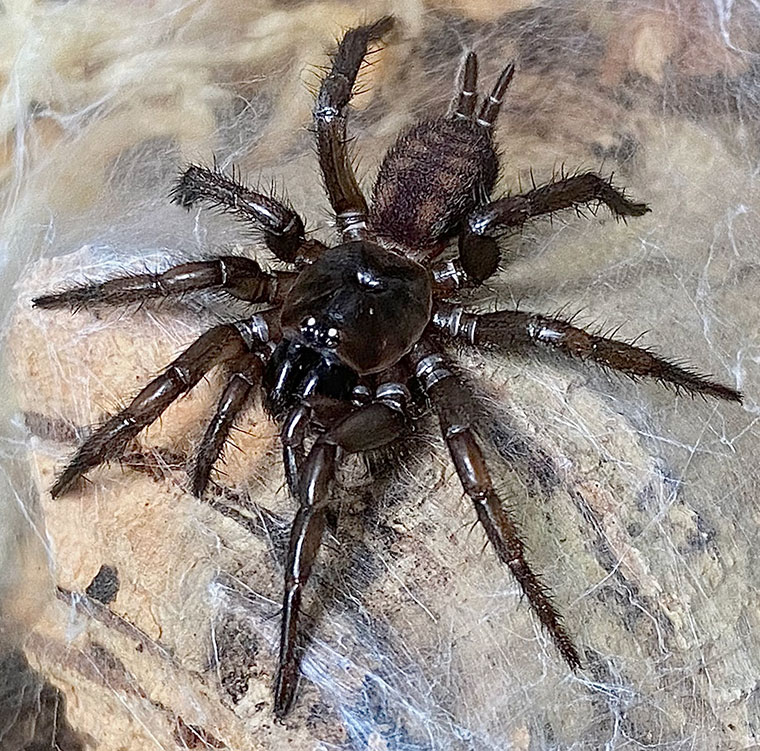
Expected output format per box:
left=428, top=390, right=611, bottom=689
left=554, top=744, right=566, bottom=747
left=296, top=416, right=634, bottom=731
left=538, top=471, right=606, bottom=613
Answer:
left=467, top=172, right=650, bottom=238
left=172, top=165, right=308, bottom=263
left=313, top=16, right=394, bottom=239
left=459, top=172, right=649, bottom=287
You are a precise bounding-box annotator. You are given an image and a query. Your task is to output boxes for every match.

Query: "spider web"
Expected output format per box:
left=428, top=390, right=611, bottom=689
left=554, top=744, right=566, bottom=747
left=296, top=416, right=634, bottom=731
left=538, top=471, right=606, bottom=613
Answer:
left=0, top=1, right=758, bottom=749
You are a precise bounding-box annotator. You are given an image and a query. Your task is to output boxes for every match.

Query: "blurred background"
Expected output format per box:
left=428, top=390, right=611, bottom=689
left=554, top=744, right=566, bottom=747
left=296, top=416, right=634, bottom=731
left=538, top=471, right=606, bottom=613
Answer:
left=1, top=1, right=759, bottom=749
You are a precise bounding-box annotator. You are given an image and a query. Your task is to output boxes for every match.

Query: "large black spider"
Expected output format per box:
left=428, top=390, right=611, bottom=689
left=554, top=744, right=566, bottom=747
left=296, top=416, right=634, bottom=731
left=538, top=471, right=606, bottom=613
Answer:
left=34, top=17, right=742, bottom=718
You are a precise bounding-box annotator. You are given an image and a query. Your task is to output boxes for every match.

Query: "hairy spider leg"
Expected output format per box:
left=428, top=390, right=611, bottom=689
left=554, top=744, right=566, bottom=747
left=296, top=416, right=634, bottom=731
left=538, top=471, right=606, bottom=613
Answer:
left=432, top=304, right=743, bottom=402
left=466, top=172, right=650, bottom=240
left=453, top=51, right=479, bottom=120
left=50, top=319, right=268, bottom=498
left=275, top=383, right=410, bottom=717
left=413, top=341, right=581, bottom=670
left=313, top=16, right=394, bottom=240
left=33, top=256, right=289, bottom=310
left=191, top=351, right=266, bottom=497
left=171, top=165, right=309, bottom=263
left=281, top=394, right=363, bottom=497
left=449, top=61, right=644, bottom=287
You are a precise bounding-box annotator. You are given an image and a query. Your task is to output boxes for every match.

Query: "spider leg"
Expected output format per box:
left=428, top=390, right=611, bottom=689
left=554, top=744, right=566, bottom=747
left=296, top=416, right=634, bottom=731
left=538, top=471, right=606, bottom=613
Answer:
left=281, top=404, right=311, bottom=497
left=33, top=256, right=291, bottom=311
left=275, top=382, right=410, bottom=717
left=465, top=172, right=650, bottom=238
left=281, top=392, right=367, bottom=497
left=455, top=173, right=649, bottom=283
left=313, top=16, right=394, bottom=240
left=412, top=341, right=581, bottom=670
left=430, top=239, right=501, bottom=295
left=452, top=51, right=479, bottom=121
left=190, top=350, right=266, bottom=497
left=171, top=164, right=311, bottom=263
left=275, top=439, right=334, bottom=719
left=432, top=304, right=743, bottom=402
left=50, top=318, right=268, bottom=498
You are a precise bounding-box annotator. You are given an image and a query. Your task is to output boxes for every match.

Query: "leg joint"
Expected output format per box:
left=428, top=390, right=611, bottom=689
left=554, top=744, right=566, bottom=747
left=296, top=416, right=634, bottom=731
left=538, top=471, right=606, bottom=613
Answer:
left=168, top=364, right=192, bottom=387
left=432, top=306, right=478, bottom=344
left=415, top=354, right=454, bottom=392
left=233, top=315, right=270, bottom=349
left=375, top=381, right=411, bottom=413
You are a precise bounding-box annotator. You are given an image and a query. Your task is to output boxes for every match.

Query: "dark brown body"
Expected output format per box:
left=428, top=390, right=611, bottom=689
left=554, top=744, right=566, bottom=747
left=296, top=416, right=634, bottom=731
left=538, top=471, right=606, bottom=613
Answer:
left=280, top=241, right=432, bottom=375
left=371, top=118, right=498, bottom=256
left=33, top=15, right=742, bottom=724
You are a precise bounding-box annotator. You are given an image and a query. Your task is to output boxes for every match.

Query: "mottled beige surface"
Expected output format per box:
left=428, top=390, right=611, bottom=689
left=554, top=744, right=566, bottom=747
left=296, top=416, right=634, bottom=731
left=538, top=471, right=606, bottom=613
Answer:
left=2, top=2, right=759, bottom=749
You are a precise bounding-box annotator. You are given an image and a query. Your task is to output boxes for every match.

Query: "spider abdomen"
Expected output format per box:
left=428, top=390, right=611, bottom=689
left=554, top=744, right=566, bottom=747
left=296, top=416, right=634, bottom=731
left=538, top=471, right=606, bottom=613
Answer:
left=370, top=117, right=498, bottom=256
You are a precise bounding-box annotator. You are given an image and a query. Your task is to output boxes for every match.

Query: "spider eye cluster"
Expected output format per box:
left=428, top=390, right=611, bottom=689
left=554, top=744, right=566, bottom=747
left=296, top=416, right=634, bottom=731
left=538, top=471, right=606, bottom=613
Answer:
left=300, top=316, right=340, bottom=349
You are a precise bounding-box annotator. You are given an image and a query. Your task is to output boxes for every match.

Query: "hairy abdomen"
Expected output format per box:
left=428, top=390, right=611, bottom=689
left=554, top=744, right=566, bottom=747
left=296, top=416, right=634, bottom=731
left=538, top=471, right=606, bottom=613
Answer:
left=370, top=117, right=498, bottom=256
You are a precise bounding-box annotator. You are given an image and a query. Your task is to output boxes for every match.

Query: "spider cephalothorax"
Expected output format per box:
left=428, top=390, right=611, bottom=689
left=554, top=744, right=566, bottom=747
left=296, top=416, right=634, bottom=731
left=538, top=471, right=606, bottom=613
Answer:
left=34, top=16, right=741, bottom=718
left=279, top=241, right=432, bottom=375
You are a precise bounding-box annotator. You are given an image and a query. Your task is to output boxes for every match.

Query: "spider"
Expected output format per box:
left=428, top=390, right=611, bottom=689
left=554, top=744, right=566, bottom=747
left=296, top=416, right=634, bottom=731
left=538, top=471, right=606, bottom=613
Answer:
left=33, top=16, right=742, bottom=718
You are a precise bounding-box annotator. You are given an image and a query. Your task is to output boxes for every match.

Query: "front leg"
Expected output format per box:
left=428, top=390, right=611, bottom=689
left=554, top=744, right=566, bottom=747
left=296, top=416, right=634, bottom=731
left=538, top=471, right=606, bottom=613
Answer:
left=412, top=341, right=581, bottom=670
left=274, top=383, right=410, bottom=717
left=275, top=440, right=336, bottom=718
